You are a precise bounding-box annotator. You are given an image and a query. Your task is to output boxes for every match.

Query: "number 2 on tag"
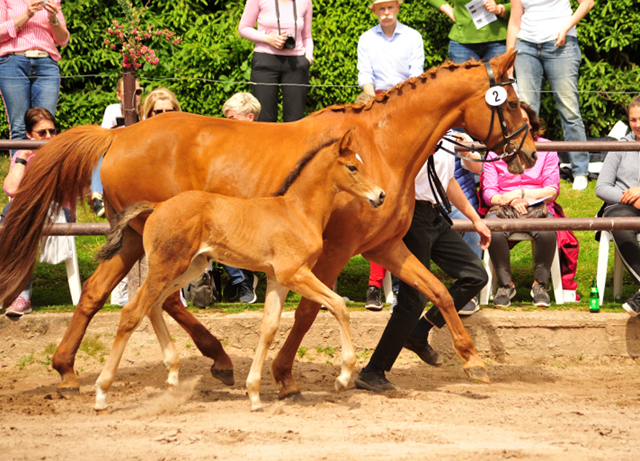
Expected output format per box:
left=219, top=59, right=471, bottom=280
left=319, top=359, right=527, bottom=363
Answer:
left=485, top=86, right=507, bottom=106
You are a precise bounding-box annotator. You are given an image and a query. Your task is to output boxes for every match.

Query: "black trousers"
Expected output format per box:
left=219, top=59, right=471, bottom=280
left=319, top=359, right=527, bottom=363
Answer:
left=603, top=204, right=640, bottom=286
left=367, top=201, right=488, bottom=372
left=250, top=52, right=309, bottom=123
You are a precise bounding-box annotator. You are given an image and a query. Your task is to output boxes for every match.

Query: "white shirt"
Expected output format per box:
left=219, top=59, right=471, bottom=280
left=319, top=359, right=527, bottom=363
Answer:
left=101, top=103, right=123, bottom=129
left=518, top=0, right=577, bottom=44
left=357, top=22, right=424, bottom=91
left=414, top=135, right=457, bottom=203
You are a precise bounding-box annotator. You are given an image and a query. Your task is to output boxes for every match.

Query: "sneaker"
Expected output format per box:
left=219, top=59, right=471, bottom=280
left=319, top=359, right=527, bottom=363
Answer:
left=365, top=286, right=383, bottom=311
left=354, top=369, right=399, bottom=392
left=238, top=273, right=258, bottom=304
left=622, top=291, right=640, bottom=317
left=572, top=175, right=588, bottom=191
left=530, top=282, right=551, bottom=307
left=92, top=198, right=105, bottom=217
left=459, top=296, right=480, bottom=316
left=493, top=284, right=516, bottom=308
left=5, top=296, right=32, bottom=317
left=404, top=337, right=443, bottom=367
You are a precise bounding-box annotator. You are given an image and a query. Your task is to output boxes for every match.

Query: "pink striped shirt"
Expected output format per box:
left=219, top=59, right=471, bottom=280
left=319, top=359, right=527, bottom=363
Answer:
left=239, top=0, right=313, bottom=60
left=1, top=0, right=68, bottom=61
left=482, top=137, right=560, bottom=213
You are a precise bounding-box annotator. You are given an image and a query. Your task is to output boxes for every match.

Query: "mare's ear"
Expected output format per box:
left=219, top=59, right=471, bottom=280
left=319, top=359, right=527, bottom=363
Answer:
left=338, top=128, right=355, bottom=154
left=496, top=48, right=518, bottom=78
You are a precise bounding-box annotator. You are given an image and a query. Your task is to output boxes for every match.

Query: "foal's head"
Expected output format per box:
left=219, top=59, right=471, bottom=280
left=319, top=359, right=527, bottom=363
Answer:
left=330, top=129, right=386, bottom=209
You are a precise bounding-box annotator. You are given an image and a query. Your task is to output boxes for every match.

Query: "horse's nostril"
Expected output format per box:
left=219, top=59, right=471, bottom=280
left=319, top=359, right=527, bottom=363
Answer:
left=379, top=191, right=386, bottom=203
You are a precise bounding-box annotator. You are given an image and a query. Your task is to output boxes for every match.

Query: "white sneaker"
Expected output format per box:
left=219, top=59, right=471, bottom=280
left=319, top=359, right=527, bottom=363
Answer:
left=572, top=175, right=588, bottom=190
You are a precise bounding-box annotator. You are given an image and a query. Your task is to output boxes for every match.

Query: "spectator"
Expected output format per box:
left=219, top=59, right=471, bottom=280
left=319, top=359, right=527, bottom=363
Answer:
left=0, top=0, right=69, bottom=154
left=595, top=95, right=640, bottom=317
left=142, top=87, right=181, bottom=120
left=359, top=0, right=425, bottom=310
left=428, top=0, right=509, bottom=63
left=355, top=132, right=490, bottom=392
left=220, top=92, right=262, bottom=303
left=482, top=102, right=559, bottom=308
left=239, top=0, right=313, bottom=122
left=506, top=0, right=594, bottom=191
left=2, top=107, right=59, bottom=316
left=91, top=77, right=143, bottom=217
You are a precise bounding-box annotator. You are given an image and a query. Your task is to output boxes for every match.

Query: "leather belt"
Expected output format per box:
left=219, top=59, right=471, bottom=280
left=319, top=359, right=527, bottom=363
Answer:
left=13, top=50, right=49, bottom=58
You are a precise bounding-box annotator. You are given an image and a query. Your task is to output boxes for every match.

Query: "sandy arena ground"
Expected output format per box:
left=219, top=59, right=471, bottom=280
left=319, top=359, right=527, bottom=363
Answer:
left=1, top=310, right=639, bottom=460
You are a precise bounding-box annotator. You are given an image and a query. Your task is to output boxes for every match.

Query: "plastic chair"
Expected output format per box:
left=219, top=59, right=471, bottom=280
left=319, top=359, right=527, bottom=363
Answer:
left=479, top=232, right=564, bottom=305
left=596, top=231, right=640, bottom=304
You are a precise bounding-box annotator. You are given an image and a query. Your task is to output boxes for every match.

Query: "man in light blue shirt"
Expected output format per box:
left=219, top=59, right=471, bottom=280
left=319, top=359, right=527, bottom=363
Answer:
left=357, top=0, right=425, bottom=96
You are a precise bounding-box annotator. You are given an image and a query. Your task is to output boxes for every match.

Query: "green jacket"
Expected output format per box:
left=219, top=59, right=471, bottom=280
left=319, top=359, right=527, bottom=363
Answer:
left=427, top=0, right=511, bottom=44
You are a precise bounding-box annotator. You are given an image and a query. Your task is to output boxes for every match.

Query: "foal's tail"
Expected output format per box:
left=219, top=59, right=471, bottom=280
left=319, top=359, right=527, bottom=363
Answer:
left=95, top=202, right=156, bottom=262
left=0, top=125, right=115, bottom=307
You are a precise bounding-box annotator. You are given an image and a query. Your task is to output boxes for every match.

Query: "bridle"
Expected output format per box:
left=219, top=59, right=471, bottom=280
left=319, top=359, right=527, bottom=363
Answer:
left=437, top=61, right=530, bottom=164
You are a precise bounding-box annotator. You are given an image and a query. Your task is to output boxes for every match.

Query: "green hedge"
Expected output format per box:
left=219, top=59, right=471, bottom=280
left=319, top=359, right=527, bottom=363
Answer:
left=1, top=0, right=638, bottom=140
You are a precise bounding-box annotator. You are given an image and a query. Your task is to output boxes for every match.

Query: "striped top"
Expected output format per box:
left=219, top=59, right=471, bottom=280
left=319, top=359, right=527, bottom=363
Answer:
left=0, top=0, right=69, bottom=61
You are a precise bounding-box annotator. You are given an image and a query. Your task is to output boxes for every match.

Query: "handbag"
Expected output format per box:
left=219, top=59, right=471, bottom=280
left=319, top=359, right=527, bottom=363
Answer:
left=39, top=207, right=74, bottom=265
left=495, top=201, right=548, bottom=219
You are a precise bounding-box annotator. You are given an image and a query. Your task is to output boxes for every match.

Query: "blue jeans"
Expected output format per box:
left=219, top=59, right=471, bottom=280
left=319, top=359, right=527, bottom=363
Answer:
left=91, top=157, right=104, bottom=195
left=448, top=40, right=506, bottom=64
left=221, top=264, right=252, bottom=285
left=449, top=204, right=482, bottom=259
left=0, top=54, right=60, bottom=154
left=514, top=36, right=589, bottom=177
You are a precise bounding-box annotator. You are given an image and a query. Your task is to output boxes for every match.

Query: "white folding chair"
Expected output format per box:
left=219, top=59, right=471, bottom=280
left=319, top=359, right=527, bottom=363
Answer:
left=479, top=232, right=564, bottom=305
left=596, top=231, right=640, bottom=304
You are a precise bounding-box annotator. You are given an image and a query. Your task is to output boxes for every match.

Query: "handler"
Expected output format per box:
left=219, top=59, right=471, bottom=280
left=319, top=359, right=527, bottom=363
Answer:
left=355, top=133, right=491, bottom=392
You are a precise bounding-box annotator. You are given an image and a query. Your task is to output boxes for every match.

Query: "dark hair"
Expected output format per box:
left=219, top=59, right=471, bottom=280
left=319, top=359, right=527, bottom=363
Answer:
left=519, top=102, right=545, bottom=140
left=24, top=107, right=55, bottom=135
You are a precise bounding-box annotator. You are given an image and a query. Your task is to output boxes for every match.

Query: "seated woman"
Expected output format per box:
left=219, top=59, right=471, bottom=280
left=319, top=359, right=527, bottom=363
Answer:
left=141, top=87, right=181, bottom=120
left=2, top=107, right=59, bottom=316
left=595, top=94, right=640, bottom=317
left=482, top=102, right=559, bottom=308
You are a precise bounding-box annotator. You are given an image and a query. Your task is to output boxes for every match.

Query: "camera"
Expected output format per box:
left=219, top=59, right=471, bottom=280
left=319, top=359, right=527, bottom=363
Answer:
left=283, top=35, right=296, bottom=50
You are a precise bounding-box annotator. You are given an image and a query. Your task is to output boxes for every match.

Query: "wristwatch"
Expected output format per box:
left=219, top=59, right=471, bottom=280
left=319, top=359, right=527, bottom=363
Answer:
left=15, top=157, right=28, bottom=166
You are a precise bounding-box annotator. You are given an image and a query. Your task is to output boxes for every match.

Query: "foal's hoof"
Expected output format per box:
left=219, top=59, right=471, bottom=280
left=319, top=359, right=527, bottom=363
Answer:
left=210, top=366, right=235, bottom=386
left=464, top=366, right=490, bottom=384
left=56, top=386, right=80, bottom=397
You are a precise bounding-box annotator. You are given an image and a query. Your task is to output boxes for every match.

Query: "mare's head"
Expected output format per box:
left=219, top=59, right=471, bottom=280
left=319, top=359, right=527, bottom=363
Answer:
left=461, top=49, right=537, bottom=174
left=331, top=129, right=386, bottom=208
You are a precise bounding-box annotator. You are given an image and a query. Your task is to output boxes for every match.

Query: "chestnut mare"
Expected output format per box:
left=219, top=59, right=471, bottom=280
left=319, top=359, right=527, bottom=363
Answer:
left=91, top=130, right=385, bottom=411
left=0, top=51, right=536, bottom=397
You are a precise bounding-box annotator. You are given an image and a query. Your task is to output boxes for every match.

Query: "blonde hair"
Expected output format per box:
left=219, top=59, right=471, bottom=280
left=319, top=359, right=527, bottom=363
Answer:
left=222, top=92, right=261, bottom=118
left=629, top=94, right=640, bottom=113
left=142, top=87, right=182, bottom=119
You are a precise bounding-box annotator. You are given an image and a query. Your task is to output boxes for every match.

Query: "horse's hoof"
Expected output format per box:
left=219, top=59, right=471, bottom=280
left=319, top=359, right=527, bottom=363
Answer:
left=335, top=379, right=347, bottom=394
left=210, top=366, right=235, bottom=386
left=464, top=366, right=490, bottom=384
left=57, top=386, right=80, bottom=397
left=278, top=388, right=303, bottom=401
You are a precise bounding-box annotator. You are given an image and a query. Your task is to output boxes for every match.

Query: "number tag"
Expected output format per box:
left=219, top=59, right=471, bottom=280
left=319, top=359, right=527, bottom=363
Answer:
left=485, top=86, right=508, bottom=107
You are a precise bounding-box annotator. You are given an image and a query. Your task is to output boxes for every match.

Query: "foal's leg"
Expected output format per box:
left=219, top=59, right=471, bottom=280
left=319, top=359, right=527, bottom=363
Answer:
left=368, top=241, right=488, bottom=383
left=148, top=301, right=181, bottom=390
left=284, top=267, right=356, bottom=393
left=53, top=226, right=144, bottom=393
left=246, top=276, right=289, bottom=412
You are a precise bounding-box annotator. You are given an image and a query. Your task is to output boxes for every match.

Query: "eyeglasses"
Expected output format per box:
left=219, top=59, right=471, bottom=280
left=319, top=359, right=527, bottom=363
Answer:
left=135, top=88, right=143, bottom=96
left=33, top=128, right=57, bottom=137
left=152, top=109, right=176, bottom=115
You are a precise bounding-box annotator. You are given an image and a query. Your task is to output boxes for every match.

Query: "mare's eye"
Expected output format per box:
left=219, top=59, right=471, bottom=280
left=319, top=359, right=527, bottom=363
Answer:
left=508, top=101, right=518, bottom=110
left=347, top=165, right=358, bottom=172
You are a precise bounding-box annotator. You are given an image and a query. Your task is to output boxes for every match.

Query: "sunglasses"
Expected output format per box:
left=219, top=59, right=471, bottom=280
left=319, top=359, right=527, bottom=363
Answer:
left=33, top=128, right=57, bottom=137
left=152, top=108, right=176, bottom=115
left=135, top=88, right=143, bottom=96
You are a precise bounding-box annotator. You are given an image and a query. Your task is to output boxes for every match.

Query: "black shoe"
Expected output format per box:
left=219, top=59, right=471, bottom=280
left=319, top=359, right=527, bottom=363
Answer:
left=365, top=286, right=383, bottom=311
left=92, top=198, right=105, bottom=217
left=238, top=273, right=257, bottom=304
left=404, top=337, right=443, bottom=367
left=354, top=369, right=399, bottom=392
left=493, top=284, right=516, bottom=308
left=530, top=283, right=551, bottom=307
left=622, top=291, right=640, bottom=317
left=223, top=279, right=239, bottom=301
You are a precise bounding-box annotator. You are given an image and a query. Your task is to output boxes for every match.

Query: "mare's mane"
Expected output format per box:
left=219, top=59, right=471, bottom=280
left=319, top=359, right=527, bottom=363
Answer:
left=311, top=59, right=484, bottom=117
left=272, top=136, right=340, bottom=197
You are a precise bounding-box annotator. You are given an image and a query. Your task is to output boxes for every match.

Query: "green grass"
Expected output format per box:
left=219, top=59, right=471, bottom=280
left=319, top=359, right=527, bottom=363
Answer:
left=0, top=153, right=633, bottom=314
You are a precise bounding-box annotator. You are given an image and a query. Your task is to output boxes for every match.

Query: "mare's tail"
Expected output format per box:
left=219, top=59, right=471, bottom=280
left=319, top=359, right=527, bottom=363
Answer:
left=95, top=202, right=156, bottom=262
left=0, top=125, right=116, bottom=306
